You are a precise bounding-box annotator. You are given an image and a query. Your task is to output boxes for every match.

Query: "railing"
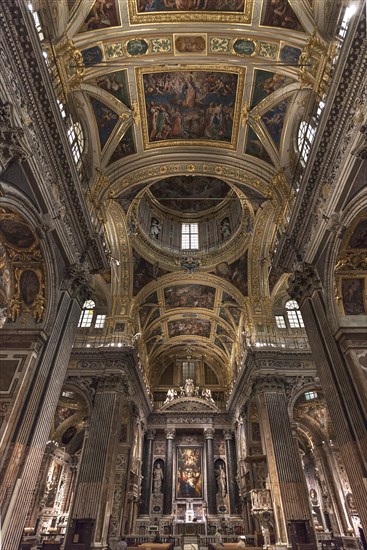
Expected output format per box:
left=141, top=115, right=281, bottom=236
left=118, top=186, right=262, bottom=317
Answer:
left=153, top=399, right=227, bottom=412
left=125, top=534, right=182, bottom=547
left=248, top=334, right=310, bottom=351
left=73, top=332, right=134, bottom=349
left=201, top=535, right=257, bottom=547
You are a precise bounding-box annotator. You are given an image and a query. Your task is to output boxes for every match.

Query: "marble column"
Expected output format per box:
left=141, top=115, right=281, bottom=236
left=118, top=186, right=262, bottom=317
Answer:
left=204, top=428, right=216, bottom=515
left=289, top=265, right=367, bottom=531
left=0, top=267, right=92, bottom=550
left=140, top=429, right=156, bottom=515
left=68, top=371, right=130, bottom=548
left=163, top=428, right=175, bottom=516
left=224, top=430, right=240, bottom=515
left=254, top=377, right=315, bottom=545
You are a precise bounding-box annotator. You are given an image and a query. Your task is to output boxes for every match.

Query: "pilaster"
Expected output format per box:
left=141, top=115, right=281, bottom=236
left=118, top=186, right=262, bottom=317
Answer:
left=288, top=265, right=367, bottom=531
left=253, top=376, right=315, bottom=545
left=0, top=267, right=91, bottom=550
left=66, top=371, right=131, bottom=549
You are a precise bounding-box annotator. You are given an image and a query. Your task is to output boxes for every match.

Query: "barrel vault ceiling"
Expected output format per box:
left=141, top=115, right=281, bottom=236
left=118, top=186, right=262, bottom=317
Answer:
left=43, top=0, right=337, bottom=388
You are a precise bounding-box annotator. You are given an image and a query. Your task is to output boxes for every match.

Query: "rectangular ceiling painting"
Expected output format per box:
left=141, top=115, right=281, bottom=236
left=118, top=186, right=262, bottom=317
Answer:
left=139, top=68, right=242, bottom=149
left=136, top=0, right=245, bottom=12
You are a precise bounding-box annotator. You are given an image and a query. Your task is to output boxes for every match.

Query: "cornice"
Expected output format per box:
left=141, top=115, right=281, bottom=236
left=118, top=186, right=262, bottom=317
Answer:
left=227, top=347, right=315, bottom=413
left=274, top=8, right=367, bottom=271
left=68, top=347, right=152, bottom=415
left=0, top=0, right=108, bottom=272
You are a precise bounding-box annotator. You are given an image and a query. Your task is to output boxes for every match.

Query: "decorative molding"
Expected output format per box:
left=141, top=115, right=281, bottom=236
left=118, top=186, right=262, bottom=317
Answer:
left=288, top=263, right=322, bottom=303
left=164, top=428, right=176, bottom=440
left=0, top=101, right=32, bottom=172
left=204, top=428, right=215, bottom=439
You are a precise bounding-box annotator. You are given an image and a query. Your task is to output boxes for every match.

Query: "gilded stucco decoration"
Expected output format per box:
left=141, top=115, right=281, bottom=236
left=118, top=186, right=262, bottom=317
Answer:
left=0, top=210, right=46, bottom=324
left=50, top=0, right=336, bottom=389
left=334, top=215, right=367, bottom=317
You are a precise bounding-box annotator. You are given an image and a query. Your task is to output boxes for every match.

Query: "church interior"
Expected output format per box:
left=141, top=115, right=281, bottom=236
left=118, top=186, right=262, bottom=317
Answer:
left=0, top=1, right=366, bottom=550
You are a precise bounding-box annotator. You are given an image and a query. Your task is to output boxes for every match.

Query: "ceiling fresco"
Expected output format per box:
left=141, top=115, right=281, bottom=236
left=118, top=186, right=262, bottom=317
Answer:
left=49, top=0, right=335, bottom=382
left=78, top=0, right=120, bottom=32
left=129, top=0, right=253, bottom=23
left=164, top=285, right=215, bottom=310
left=93, top=70, right=131, bottom=107
left=149, top=176, right=230, bottom=212
left=139, top=68, right=243, bottom=148
left=261, top=0, right=304, bottom=31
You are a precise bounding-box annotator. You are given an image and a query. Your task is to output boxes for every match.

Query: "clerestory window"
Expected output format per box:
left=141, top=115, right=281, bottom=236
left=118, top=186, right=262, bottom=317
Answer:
left=181, top=223, right=199, bottom=250
left=78, top=300, right=95, bottom=328
left=285, top=300, right=305, bottom=328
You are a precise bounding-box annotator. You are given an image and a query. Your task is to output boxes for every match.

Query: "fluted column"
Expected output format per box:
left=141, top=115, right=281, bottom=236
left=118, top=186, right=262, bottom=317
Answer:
left=140, top=429, right=156, bottom=515
left=163, top=428, right=175, bottom=515
left=0, top=267, right=92, bottom=550
left=288, top=265, right=367, bottom=531
left=67, top=372, right=129, bottom=548
left=224, top=430, right=240, bottom=515
left=204, top=428, right=216, bottom=515
left=254, top=377, right=315, bottom=545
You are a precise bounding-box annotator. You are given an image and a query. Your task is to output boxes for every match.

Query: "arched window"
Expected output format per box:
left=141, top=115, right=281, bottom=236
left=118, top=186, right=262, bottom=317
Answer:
left=78, top=300, right=95, bottom=328
left=297, top=121, right=316, bottom=164
left=285, top=300, right=305, bottom=328
left=67, top=121, right=84, bottom=164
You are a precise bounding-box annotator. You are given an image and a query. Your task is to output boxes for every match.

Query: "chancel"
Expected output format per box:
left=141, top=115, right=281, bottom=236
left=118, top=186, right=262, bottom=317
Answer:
left=0, top=1, right=366, bottom=550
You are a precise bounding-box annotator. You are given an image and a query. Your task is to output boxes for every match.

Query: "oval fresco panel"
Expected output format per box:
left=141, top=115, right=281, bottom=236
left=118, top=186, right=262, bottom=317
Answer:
left=150, top=176, right=230, bottom=212
left=233, top=39, right=256, bottom=56
left=0, top=220, right=35, bottom=248
left=127, top=38, right=149, bottom=56
left=19, top=269, right=40, bottom=305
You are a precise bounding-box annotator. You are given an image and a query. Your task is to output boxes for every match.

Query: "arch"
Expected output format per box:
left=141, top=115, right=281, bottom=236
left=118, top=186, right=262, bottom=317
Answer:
left=323, top=190, right=367, bottom=330
left=0, top=185, right=60, bottom=331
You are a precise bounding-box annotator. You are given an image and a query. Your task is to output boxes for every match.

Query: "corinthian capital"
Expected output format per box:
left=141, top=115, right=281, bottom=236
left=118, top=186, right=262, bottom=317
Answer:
left=204, top=428, right=215, bottom=440
left=288, top=263, right=321, bottom=303
left=165, top=428, right=176, bottom=440
left=252, top=376, right=286, bottom=395
left=63, top=263, right=94, bottom=303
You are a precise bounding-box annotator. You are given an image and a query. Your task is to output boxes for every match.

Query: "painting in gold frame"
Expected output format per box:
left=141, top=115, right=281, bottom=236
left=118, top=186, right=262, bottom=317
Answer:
left=176, top=446, right=203, bottom=499
left=129, top=0, right=253, bottom=24
left=136, top=65, right=245, bottom=151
